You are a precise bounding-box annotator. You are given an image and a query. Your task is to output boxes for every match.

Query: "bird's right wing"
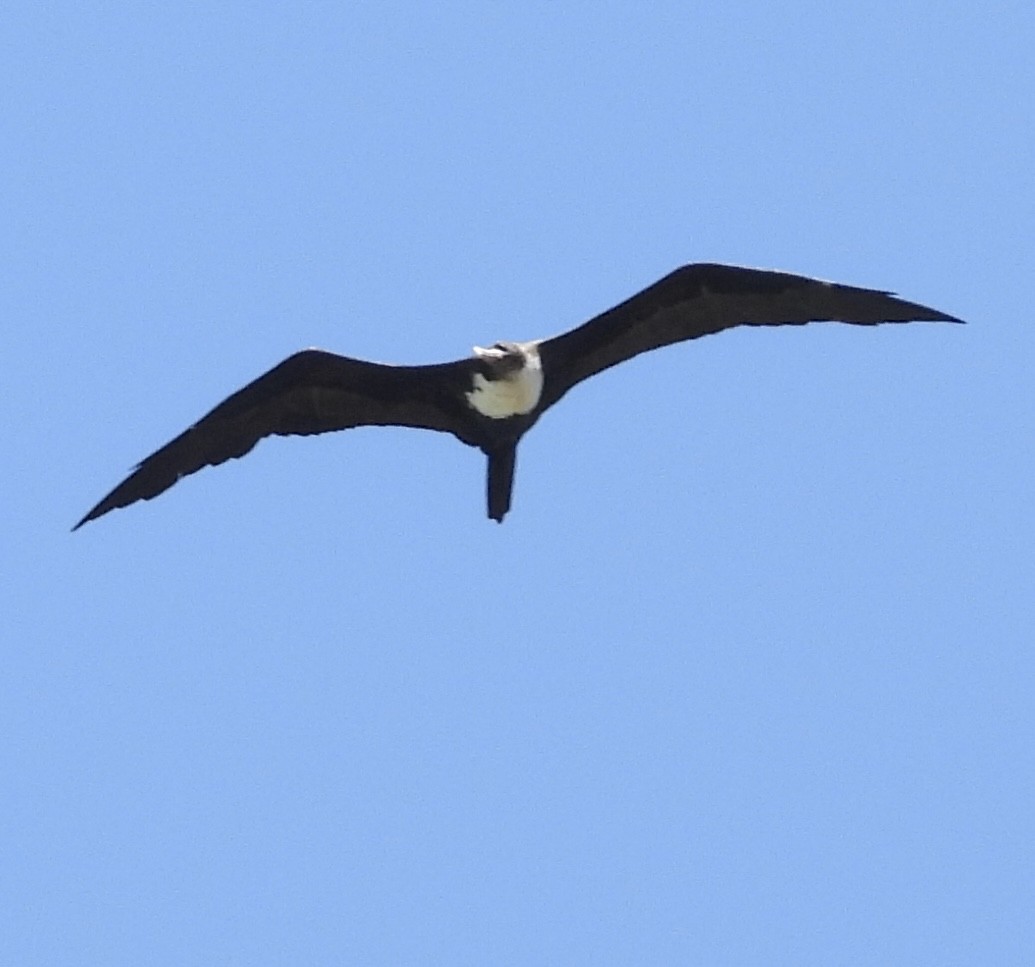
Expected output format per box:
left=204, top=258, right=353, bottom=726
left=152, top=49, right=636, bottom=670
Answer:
left=74, top=349, right=480, bottom=528
left=535, top=263, right=963, bottom=411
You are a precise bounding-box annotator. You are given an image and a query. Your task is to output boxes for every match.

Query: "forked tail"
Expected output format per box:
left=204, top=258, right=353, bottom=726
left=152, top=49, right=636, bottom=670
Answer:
left=486, top=445, right=517, bottom=523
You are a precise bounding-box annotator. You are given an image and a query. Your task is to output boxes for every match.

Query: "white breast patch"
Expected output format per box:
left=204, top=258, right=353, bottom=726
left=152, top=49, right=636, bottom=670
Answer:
left=465, top=357, right=544, bottom=419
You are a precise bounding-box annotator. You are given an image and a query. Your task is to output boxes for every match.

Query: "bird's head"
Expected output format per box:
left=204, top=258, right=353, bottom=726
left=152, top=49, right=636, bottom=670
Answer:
left=472, top=341, right=528, bottom=379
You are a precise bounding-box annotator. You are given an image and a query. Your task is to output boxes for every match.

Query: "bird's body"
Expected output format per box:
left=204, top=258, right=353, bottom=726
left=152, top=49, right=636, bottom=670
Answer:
left=74, top=263, right=962, bottom=529
left=465, top=343, right=544, bottom=420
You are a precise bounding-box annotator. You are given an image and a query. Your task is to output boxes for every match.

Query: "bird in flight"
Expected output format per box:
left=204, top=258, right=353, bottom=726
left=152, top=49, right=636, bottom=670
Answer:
left=74, top=262, right=962, bottom=529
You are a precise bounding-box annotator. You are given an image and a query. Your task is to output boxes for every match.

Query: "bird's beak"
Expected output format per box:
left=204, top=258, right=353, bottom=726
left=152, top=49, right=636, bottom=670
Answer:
left=473, top=345, right=506, bottom=360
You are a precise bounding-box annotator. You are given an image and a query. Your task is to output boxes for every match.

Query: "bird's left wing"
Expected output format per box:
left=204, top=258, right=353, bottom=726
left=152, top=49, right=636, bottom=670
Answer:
left=74, top=349, right=480, bottom=528
left=535, top=263, right=963, bottom=411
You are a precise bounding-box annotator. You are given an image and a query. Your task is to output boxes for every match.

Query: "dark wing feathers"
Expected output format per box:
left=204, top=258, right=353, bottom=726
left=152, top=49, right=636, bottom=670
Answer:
left=76, top=262, right=961, bottom=528
left=536, top=263, right=962, bottom=410
left=73, top=349, right=478, bottom=529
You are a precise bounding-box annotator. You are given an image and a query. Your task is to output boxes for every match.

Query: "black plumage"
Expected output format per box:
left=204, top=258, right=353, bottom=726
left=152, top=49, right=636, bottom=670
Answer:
left=74, top=263, right=961, bottom=528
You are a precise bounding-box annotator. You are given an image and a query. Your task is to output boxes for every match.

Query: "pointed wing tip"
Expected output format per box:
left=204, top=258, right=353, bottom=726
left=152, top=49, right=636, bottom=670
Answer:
left=925, top=311, right=966, bottom=325
left=908, top=301, right=964, bottom=325
left=888, top=297, right=964, bottom=325
left=71, top=505, right=104, bottom=531
left=862, top=286, right=963, bottom=325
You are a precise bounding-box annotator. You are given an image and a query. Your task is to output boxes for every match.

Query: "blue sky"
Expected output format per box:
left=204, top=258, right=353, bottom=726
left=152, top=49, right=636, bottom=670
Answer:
left=4, top=2, right=1033, bottom=964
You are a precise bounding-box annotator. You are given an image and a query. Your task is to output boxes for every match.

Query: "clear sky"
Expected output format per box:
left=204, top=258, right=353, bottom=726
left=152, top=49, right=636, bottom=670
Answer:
left=4, top=2, right=1033, bottom=964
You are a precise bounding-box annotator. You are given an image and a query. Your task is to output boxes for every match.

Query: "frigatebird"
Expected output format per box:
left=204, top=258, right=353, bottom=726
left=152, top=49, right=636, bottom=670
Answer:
left=74, top=262, right=961, bottom=529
